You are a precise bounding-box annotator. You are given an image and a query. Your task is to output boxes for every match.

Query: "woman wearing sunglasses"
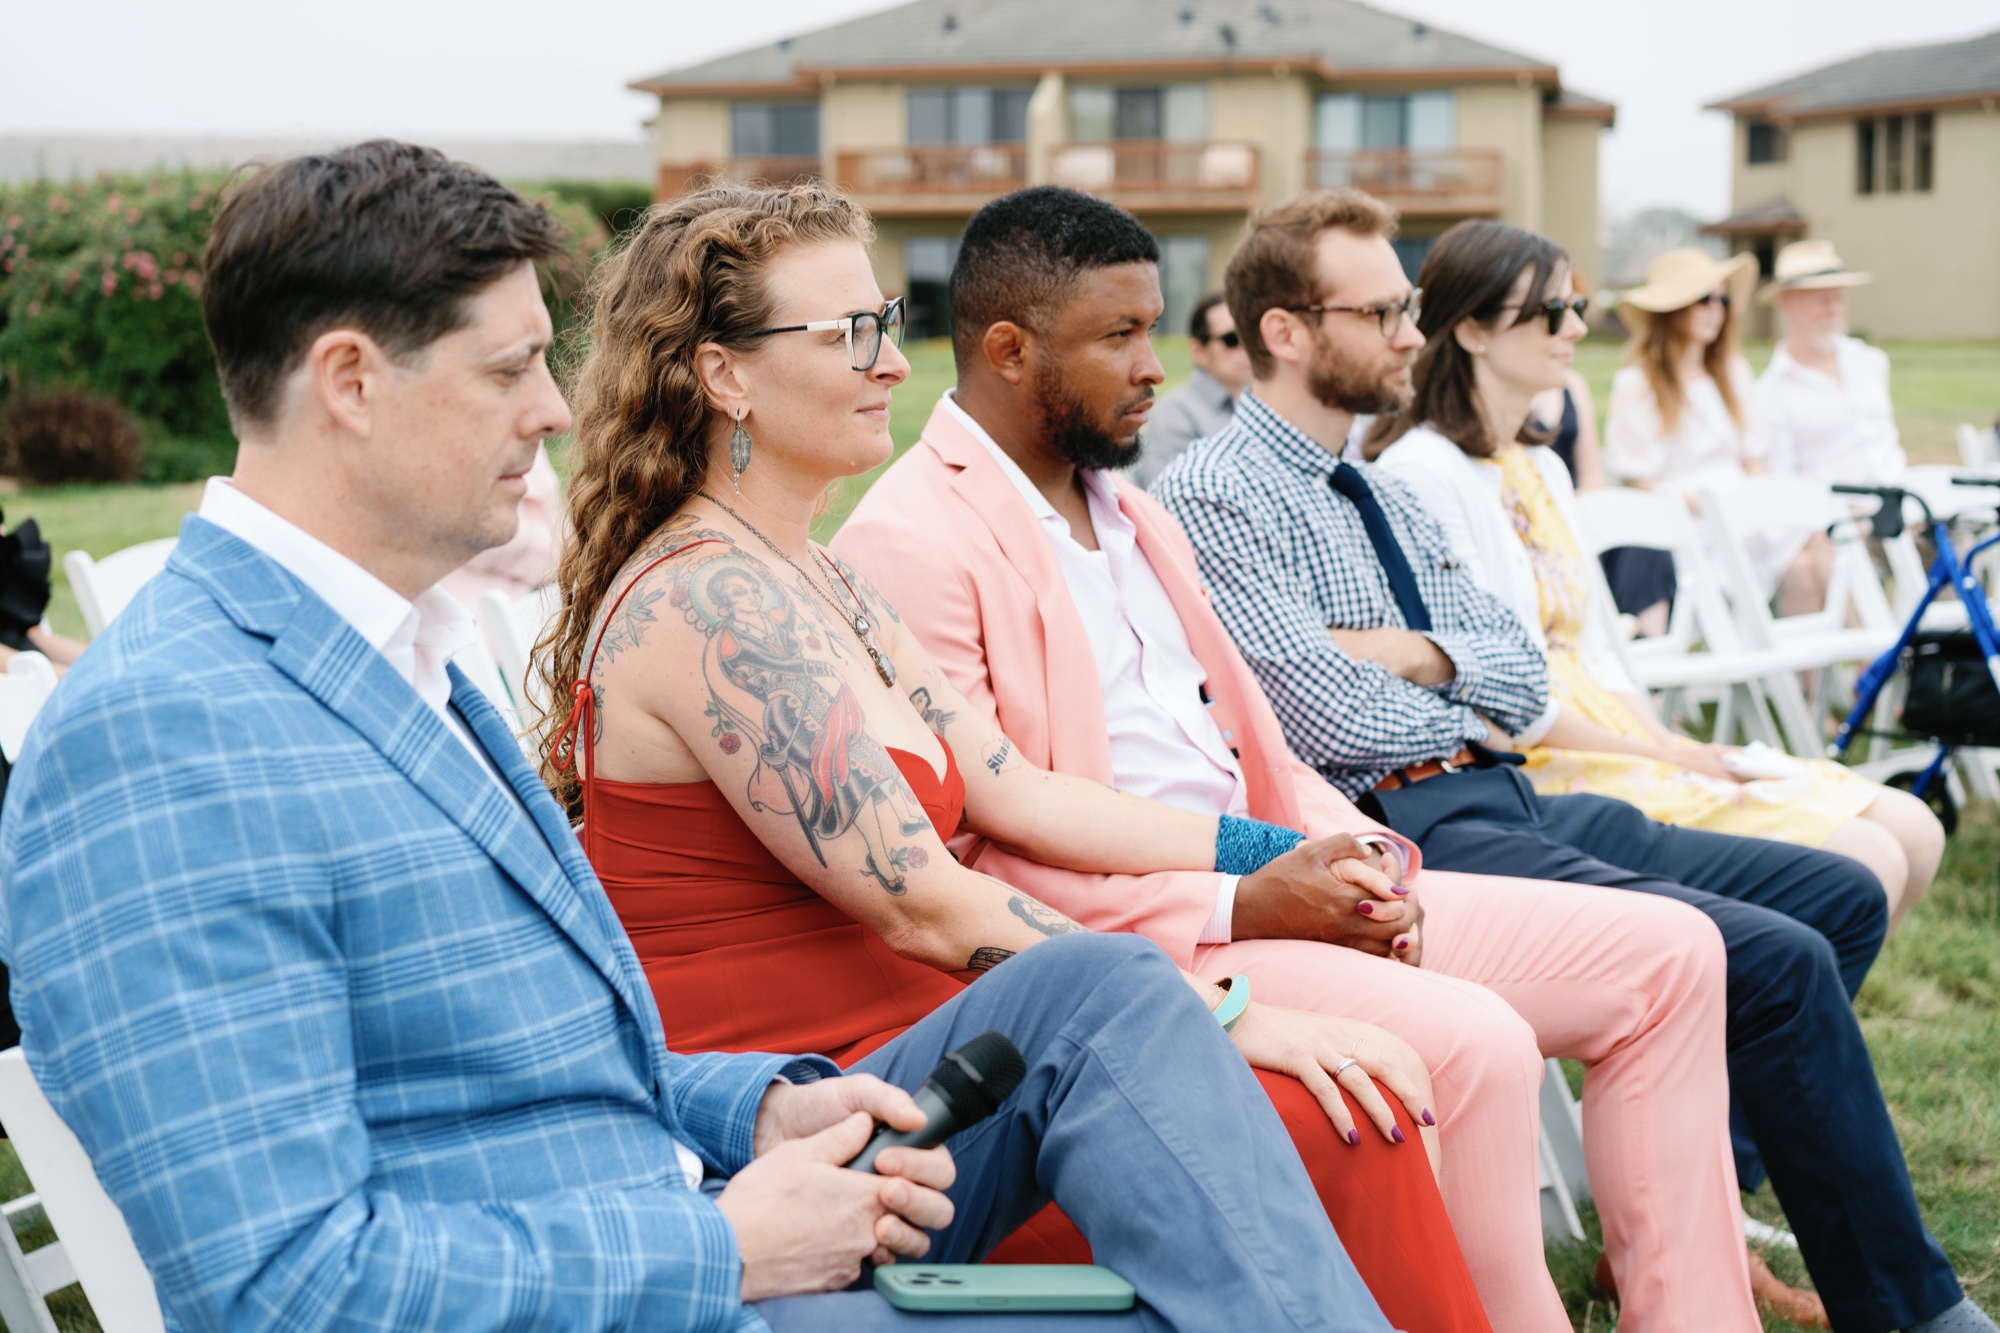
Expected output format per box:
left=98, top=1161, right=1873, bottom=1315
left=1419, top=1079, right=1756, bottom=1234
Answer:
left=534, top=183, right=1497, bottom=1333
left=1365, top=220, right=1939, bottom=942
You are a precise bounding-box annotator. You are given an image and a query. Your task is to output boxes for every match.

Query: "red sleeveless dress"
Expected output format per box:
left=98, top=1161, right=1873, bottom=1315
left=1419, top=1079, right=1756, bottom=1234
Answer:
left=561, top=542, right=1492, bottom=1332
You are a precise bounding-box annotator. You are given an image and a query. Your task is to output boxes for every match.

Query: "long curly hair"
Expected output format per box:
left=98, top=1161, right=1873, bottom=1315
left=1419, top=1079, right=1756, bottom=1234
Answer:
left=534, top=182, right=872, bottom=807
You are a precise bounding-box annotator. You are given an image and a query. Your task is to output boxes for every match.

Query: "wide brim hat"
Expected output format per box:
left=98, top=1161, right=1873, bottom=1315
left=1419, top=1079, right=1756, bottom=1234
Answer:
left=1756, top=239, right=1873, bottom=304
left=1616, top=248, right=1758, bottom=330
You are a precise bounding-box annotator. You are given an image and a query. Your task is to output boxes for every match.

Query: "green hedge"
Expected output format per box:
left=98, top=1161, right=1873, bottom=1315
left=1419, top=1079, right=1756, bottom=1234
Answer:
left=0, top=168, right=613, bottom=483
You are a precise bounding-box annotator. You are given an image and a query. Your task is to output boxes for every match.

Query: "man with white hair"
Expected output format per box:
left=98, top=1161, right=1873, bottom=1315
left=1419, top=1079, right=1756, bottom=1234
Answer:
left=1756, top=239, right=1907, bottom=486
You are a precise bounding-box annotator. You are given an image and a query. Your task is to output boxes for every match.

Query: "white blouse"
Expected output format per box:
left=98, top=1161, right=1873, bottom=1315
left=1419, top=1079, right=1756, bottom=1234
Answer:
left=1602, top=357, right=1770, bottom=499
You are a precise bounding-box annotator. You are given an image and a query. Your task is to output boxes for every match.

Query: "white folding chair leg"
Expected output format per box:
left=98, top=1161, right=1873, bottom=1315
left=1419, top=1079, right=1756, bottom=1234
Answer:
left=1536, top=1059, right=1588, bottom=1242
left=0, top=1193, right=64, bottom=1333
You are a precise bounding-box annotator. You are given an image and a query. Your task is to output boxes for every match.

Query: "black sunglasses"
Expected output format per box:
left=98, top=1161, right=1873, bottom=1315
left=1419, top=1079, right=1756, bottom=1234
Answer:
left=1201, top=329, right=1243, bottom=349
left=1517, top=295, right=1590, bottom=335
left=1691, top=291, right=1733, bottom=312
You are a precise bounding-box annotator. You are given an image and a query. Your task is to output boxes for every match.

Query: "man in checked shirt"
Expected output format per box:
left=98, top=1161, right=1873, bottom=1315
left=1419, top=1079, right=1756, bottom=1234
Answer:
left=1152, top=189, right=1987, bottom=1333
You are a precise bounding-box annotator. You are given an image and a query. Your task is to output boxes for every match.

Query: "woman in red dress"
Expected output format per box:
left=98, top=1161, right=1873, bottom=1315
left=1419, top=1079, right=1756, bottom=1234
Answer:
left=537, top=182, right=1498, bottom=1333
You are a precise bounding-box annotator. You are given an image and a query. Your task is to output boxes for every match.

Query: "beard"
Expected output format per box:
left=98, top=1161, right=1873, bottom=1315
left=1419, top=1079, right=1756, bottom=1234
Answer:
left=1304, top=332, right=1413, bottom=416
left=1032, top=354, right=1147, bottom=471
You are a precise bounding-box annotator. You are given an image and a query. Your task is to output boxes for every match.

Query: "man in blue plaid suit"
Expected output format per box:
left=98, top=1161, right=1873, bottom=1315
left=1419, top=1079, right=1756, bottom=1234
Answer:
left=0, top=144, right=1396, bottom=1333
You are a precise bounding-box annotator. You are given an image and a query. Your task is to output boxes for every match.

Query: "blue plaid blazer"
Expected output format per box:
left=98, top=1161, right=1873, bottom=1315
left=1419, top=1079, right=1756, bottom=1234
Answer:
left=0, top=517, right=825, bottom=1333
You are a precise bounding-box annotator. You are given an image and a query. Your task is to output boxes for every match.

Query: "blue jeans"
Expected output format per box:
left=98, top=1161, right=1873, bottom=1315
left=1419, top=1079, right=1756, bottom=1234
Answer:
left=753, top=932, right=1394, bottom=1333
left=1371, top=767, right=1960, bottom=1332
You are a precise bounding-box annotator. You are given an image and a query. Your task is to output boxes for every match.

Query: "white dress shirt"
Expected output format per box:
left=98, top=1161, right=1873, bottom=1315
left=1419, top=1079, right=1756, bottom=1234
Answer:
left=943, top=394, right=1253, bottom=942
left=1757, top=337, right=1906, bottom=486
left=198, top=478, right=507, bottom=787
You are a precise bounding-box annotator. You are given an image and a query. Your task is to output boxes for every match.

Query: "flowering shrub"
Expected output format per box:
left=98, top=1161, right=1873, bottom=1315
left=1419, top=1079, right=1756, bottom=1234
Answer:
left=0, top=167, right=608, bottom=484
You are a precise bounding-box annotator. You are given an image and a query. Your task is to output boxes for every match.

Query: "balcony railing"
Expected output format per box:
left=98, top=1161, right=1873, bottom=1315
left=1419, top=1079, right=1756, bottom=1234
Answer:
left=836, top=144, right=1028, bottom=205
left=1303, top=149, right=1504, bottom=213
left=1050, top=141, right=1261, bottom=206
left=656, top=155, right=821, bottom=198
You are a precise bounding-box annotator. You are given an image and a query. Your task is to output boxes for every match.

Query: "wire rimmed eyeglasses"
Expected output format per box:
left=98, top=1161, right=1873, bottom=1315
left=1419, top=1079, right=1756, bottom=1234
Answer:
left=1285, top=289, right=1423, bottom=340
left=740, top=295, right=907, bottom=371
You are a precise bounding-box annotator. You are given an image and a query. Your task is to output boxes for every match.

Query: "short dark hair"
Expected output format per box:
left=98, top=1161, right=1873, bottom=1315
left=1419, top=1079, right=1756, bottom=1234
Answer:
left=948, top=187, right=1159, bottom=372
left=1225, top=189, right=1398, bottom=378
left=1189, top=291, right=1230, bottom=342
left=201, top=140, right=568, bottom=431
left=1363, top=219, right=1568, bottom=460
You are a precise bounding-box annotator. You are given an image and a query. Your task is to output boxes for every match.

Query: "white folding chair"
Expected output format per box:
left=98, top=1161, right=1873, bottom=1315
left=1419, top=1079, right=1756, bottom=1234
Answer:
left=1536, top=1059, right=1588, bottom=1242
left=1698, top=477, right=1902, bottom=754
left=1956, top=422, right=2000, bottom=469
left=63, top=539, right=177, bottom=639
left=1573, top=488, right=1829, bottom=749
left=0, top=653, right=59, bottom=765
left=0, top=1049, right=165, bottom=1333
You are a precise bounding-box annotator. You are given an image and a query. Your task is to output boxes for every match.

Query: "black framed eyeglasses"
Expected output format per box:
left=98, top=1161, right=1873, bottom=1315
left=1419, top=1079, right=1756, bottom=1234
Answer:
left=1516, top=295, right=1590, bottom=335
left=741, top=296, right=907, bottom=371
left=1286, top=288, right=1423, bottom=340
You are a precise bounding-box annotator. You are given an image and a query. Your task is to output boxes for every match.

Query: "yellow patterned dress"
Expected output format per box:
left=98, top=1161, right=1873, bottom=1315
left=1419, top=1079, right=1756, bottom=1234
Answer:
left=1496, top=445, right=1878, bottom=844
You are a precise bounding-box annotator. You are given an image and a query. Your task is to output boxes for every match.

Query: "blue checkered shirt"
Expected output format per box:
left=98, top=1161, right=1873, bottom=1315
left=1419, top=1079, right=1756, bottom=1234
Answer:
left=1152, top=392, right=1550, bottom=798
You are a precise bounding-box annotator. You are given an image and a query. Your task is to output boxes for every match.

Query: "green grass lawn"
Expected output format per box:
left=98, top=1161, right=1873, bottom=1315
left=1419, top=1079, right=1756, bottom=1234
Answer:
left=2, top=338, right=1997, bottom=1331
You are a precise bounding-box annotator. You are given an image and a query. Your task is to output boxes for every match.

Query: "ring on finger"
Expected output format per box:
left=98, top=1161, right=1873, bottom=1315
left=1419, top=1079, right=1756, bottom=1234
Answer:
left=1330, top=1057, right=1360, bottom=1078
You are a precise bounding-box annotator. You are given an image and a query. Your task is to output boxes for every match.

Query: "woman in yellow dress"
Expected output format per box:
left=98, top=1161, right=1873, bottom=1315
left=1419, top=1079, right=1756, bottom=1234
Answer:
left=1368, top=219, right=1942, bottom=931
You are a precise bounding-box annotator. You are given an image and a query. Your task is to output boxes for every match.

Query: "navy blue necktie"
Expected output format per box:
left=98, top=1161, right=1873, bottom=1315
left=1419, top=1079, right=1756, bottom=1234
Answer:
left=1328, top=462, right=1432, bottom=632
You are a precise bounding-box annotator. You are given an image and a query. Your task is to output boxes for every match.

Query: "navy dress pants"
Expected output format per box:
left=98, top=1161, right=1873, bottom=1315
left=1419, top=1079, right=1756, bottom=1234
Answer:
left=1370, top=767, right=1961, bottom=1331
left=755, top=932, right=1394, bottom=1333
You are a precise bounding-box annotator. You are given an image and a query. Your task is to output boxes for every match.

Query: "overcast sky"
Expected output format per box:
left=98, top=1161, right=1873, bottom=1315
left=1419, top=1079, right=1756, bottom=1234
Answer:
left=3, top=0, right=1994, bottom=219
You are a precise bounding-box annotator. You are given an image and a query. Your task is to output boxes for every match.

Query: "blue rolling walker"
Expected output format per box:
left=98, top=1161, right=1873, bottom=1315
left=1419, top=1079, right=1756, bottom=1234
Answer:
left=1829, top=477, right=2000, bottom=834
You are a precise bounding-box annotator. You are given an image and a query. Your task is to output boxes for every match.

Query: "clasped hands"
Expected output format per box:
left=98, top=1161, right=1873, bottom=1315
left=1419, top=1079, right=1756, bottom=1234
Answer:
left=1231, top=832, right=1424, bottom=966
left=719, top=1076, right=955, bottom=1302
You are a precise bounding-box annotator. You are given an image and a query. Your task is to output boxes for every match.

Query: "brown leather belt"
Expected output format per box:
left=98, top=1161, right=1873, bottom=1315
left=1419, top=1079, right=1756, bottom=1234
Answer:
left=1374, top=748, right=1477, bottom=792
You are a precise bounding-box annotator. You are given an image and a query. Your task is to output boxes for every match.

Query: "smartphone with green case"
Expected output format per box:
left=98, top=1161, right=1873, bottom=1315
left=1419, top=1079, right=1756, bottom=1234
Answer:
left=874, top=1264, right=1137, bottom=1312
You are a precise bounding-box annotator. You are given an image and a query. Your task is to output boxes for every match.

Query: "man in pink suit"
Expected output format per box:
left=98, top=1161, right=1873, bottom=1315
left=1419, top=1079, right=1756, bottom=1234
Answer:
left=833, top=188, right=1758, bottom=1333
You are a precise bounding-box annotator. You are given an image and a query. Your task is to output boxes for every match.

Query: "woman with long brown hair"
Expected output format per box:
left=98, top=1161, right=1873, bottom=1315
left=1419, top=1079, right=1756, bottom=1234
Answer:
left=534, top=181, right=1499, bottom=1333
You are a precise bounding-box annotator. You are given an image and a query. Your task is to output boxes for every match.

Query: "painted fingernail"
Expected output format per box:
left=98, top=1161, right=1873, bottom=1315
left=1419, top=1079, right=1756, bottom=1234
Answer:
left=1393, top=937, right=1410, bottom=951
left=1391, top=883, right=1410, bottom=895
left=1347, top=1129, right=1360, bottom=1146
left=1390, top=1125, right=1406, bottom=1143
left=1421, top=1107, right=1435, bottom=1127
left=1356, top=900, right=1375, bottom=916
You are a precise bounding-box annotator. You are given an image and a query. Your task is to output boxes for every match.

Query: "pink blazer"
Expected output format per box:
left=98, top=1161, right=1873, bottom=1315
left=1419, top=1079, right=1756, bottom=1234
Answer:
left=832, top=397, right=1418, bottom=968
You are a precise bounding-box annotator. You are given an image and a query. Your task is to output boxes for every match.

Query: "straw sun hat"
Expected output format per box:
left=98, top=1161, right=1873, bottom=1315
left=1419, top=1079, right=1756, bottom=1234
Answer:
left=1615, top=248, right=1757, bottom=331
left=1755, top=239, right=1873, bottom=304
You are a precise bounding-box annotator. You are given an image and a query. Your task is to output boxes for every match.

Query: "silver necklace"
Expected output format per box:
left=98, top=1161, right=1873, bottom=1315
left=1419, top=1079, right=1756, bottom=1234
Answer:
left=696, top=490, right=897, bottom=688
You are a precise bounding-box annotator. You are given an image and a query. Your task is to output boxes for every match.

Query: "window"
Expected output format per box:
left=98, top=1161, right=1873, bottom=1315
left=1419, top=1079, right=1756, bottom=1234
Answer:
left=1156, top=235, right=1211, bottom=338
left=905, top=236, right=961, bottom=342
left=1857, top=112, right=1937, bottom=195
left=1746, top=118, right=1789, bottom=164
left=1069, top=85, right=1209, bottom=141
left=1913, top=111, right=1935, bottom=191
left=1315, top=92, right=1456, bottom=149
left=1884, top=115, right=1906, bottom=192
left=1392, top=236, right=1435, bottom=282
left=908, top=87, right=1032, bottom=144
left=1856, top=118, right=1876, bottom=194
left=731, top=103, right=819, bottom=158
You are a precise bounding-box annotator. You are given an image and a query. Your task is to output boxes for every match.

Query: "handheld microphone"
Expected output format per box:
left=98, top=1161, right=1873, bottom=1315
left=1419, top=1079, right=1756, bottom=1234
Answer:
left=847, top=1031, right=1026, bottom=1173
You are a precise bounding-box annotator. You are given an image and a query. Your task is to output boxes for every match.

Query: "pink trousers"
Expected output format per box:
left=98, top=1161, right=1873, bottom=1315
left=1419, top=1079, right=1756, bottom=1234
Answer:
left=1194, top=870, right=1756, bottom=1333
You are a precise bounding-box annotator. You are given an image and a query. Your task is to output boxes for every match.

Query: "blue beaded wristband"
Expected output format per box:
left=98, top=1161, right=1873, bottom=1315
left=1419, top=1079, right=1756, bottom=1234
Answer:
left=1214, top=815, right=1306, bottom=875
left=1212, top=976, right=1252, bottom=1032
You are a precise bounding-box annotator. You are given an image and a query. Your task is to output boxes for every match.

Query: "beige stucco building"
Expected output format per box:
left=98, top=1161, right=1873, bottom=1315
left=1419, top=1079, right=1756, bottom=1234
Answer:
left=632, top=0, right=1612, bottom=338
left=1707, top=27, right=2000, bottom=340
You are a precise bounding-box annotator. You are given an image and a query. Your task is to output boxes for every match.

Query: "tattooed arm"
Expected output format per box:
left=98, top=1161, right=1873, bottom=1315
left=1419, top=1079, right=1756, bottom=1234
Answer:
left=604, top=540, right=1092, bottom=975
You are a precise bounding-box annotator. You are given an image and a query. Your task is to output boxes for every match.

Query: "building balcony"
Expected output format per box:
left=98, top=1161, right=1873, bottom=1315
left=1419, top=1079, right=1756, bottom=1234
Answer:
left=1303, top=148, right=1504, bottom=216
left=835, top=144, right=1028, bottom=213
left=656, top=155, right=821, bottom=198
left=1050, top=141, right=1262, bottom=211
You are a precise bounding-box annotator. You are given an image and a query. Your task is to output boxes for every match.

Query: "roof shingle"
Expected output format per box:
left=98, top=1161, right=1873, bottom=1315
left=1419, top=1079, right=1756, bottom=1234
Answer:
left=1709, top=25, right=2000, bottom=117
left=633, top=0, right=1557, bottom=93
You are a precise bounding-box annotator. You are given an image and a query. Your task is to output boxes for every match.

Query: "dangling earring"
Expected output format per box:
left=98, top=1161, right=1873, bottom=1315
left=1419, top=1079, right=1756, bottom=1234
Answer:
left=728, top=411, right=753, bottom=493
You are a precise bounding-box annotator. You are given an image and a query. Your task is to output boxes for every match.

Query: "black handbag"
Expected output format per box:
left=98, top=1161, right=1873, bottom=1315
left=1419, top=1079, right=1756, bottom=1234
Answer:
left=0, top=506, right=54, bottom=653
left=1900, top=631, right=2000, bottom=747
